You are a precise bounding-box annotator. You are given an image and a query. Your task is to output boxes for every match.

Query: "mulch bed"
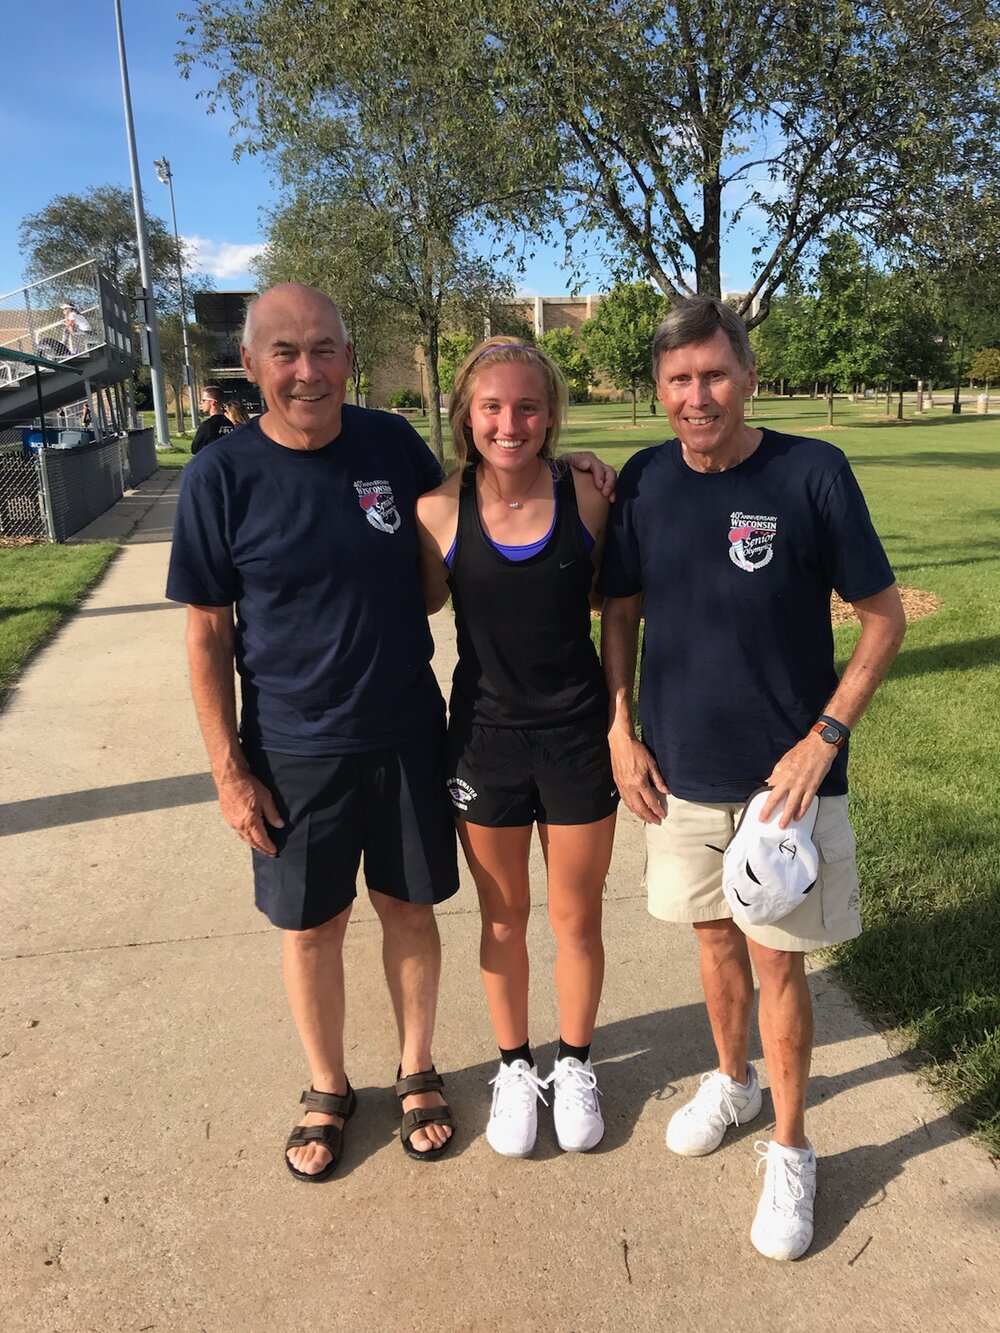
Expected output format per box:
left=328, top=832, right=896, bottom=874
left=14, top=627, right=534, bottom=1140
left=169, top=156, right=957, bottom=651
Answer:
left=831, top=586, right=941, bottom=625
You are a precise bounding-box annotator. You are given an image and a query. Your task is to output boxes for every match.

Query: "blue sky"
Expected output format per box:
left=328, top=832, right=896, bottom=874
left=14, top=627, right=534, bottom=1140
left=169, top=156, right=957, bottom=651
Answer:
left=0, top=1, right=756, bottom=303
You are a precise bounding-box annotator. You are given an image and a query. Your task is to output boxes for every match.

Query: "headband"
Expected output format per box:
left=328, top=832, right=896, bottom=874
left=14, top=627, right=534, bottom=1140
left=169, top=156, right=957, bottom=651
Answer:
left=472, top=342, right=538, bottom=364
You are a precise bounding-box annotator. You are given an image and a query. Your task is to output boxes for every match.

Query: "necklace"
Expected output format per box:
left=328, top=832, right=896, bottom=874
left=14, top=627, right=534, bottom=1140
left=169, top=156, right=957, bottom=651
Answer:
left=481, top=458, right=543, bottom=509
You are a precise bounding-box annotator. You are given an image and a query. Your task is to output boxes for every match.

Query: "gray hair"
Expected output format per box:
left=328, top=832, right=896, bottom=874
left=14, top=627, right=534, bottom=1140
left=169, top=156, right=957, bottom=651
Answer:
left=241, top=285, right=350, bottom=349
left=652, top=297, right=754, bottom=376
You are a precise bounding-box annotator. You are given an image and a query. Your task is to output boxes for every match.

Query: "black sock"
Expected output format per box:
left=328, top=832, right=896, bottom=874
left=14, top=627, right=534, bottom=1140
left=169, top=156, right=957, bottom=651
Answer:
left=557, top=1038, right=591, bottom=1064
left=500, top=1042, right=533, bottom=1067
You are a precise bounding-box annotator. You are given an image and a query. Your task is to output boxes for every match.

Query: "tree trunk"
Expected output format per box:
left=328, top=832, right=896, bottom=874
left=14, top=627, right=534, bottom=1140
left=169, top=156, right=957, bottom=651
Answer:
left=695, top=172, right=722, bottom=297
left=952, top=331, right=966, bottom=414
left=886, top=384, right=892, bottom=415
left=425, top=322, right=444, bottom=462
left=897, top=387, right=904, bottom=420
left=631, top=387, right=637, bottom=426
left=826, top=386, right=834, bottom=426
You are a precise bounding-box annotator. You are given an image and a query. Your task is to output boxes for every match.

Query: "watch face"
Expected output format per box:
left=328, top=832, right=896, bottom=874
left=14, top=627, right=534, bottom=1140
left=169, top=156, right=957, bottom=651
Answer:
left=820, top=724, right=842, bottom=745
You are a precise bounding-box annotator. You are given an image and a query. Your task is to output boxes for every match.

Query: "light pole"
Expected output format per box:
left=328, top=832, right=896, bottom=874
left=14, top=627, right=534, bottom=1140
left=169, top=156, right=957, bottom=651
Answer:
left=154, top=156, right=199, bottom=430
left=114, top=0, right=170, bottom=449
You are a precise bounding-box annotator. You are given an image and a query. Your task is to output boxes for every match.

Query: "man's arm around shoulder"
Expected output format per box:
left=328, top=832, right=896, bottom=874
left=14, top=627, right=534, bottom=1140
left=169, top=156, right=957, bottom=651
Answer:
left=185, top=604, right=284, bottom=855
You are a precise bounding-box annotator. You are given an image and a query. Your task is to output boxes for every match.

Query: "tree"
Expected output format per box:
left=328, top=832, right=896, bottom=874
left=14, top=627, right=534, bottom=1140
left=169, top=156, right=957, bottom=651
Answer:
left=254, top=196, right=418, bottom=407
left=970, top=348, right=1000, bottom=387
left=537, top=326, right=592, bottom=403
left=487, top=0, right=1000, bottom=326
left=158, top=315, right=217, bottom=433
left=581, top=282, right=667, bottom=424
left=753, top=237, right=948, bottom=417
left=438, top=334, right=477, bottom=396
left=904, top=185, right=1000, bottom=412
left=179, top=1, right=550, bottom=460
left=19, top=184, right=185, bottom=304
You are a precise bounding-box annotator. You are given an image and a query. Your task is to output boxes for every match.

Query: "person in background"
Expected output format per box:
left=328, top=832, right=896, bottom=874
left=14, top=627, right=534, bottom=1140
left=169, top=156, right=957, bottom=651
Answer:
left=225, top=399, right=250, bottom=427
left=191, top=386, right=235, bottom=454
left=61, top=303, right=92, bottom=353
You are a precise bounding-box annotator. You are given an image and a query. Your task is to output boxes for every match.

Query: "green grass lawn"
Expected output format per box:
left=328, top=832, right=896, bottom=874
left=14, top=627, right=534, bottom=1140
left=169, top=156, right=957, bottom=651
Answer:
left=418, top=395, right=1000, bottom=1153
left=156, top=427, right=195, bottom=469
left=0, top=542, right=118, bottom=703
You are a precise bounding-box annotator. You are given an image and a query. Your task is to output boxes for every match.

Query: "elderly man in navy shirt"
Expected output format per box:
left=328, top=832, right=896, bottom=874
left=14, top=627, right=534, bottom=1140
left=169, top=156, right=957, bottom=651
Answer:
left=599, top=297, right=905, bottom=1259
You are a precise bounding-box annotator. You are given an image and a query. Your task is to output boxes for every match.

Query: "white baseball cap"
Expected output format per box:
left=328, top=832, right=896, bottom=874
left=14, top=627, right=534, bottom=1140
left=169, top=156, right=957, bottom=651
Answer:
left=722, top=787, right=820, bottom=927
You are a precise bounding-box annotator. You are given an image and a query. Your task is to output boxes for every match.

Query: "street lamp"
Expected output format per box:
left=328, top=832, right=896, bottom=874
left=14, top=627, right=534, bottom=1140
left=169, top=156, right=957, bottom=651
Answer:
left=114, top=0, right=170, bottom=449
left=154, top=156, right=200, bottom=429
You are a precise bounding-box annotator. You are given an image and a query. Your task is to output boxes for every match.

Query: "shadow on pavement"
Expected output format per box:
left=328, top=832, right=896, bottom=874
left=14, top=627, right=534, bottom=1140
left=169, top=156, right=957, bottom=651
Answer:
left=0, top=771, right=217, bottom=836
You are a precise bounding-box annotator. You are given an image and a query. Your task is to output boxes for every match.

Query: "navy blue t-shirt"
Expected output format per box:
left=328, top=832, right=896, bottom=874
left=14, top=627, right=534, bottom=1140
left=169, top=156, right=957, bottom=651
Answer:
left=597, top=428, right=895, bottom=802
left=166, top=406, right=445, bottom=755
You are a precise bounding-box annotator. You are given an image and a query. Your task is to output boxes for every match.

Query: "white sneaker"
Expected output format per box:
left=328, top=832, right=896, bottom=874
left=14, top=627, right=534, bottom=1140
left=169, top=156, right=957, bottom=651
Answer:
left=750, top=1139, right=817, bottom=1260
left=547, top=1056, right=605, bottom=1152
left=665, top=1064, right=762, bottom=1157
left=486, top=1059, right=548, bottom=1158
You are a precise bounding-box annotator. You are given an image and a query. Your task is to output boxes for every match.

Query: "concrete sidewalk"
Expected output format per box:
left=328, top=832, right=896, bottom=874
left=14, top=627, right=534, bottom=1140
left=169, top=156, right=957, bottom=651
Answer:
left=1, top=473, right=996, bottom=1332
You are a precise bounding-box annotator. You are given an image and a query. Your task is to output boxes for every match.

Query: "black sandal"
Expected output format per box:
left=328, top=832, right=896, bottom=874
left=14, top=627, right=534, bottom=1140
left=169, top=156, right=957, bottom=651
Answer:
left=394, top=1067, right=455, bottom=1162
left=284, top=1084, right=357, bottom=1183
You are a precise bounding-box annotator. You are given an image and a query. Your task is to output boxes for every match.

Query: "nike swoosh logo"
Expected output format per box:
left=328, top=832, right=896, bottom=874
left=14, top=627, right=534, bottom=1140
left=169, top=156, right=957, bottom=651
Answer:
left=560, top=560, right=575, bottom=569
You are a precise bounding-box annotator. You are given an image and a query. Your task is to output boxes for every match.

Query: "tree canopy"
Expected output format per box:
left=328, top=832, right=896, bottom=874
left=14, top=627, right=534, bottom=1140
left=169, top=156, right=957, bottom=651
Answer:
left=179, top=0, right=549, bottom=458
left=970, top=347, right=1000, bottom=386
left=19, top=184, right=185, bottom=303
left=581, top=282, right=667, bottom=423
left=487, top=0, right=1000, bottom=325
left=537, top=327, right=592, bottom=403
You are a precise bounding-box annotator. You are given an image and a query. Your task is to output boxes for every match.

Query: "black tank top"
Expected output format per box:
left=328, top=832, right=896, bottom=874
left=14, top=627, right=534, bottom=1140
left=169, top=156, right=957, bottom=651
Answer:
left=447, top=463, right=608, bottom=728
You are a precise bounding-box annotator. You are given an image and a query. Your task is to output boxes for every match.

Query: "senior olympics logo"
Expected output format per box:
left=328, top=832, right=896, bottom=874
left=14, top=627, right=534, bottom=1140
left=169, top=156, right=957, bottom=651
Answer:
left=728, top=510, right=777, bottom=572
left=354, top=479, right=401, bottom=533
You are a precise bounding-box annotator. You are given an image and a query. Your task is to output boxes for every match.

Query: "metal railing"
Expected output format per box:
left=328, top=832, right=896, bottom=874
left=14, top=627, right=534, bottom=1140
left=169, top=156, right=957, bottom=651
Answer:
left=0, top=260, right=106, bottom=389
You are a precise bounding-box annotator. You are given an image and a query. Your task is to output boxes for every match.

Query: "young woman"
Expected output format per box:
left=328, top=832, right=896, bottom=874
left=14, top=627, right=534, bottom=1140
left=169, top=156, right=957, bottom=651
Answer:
left=224, top=399, right=250, bottom=426
left=417, top=338, right=617, bottom=1157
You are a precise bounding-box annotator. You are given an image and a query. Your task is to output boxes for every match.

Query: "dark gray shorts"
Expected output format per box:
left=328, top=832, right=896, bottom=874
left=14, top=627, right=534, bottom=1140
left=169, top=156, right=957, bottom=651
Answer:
left=247, top=723, right=460, bottom=931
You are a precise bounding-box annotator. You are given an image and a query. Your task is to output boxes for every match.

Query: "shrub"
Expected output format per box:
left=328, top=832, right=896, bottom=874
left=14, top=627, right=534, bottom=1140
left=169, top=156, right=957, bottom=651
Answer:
left=388, top=387, right=422, bottom=409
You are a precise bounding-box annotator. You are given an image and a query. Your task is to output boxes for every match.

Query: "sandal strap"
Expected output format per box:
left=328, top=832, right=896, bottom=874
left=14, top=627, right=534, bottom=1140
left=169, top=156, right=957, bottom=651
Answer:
left=401, top=1103, right=454, bottom=1140
left=286, top=1122, right=345, bottom=1153
left=300, top=1085, right=355, bottom=1117
left=394, top=1067, right=444, bottom=1099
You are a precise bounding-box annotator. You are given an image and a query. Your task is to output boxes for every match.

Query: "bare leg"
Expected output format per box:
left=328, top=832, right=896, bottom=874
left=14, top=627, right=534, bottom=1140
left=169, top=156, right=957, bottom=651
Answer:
left=746, top=939, right=812, bottom=1148
left=368, top=888, right=451, bottom=1152
left=282, top=906, right=353, bottom=1176
left=538, top=815, right=616, bottom=1046
left=458, top=821, right=534, bottom=1050
left=693, top=919, right=755, bottom=1082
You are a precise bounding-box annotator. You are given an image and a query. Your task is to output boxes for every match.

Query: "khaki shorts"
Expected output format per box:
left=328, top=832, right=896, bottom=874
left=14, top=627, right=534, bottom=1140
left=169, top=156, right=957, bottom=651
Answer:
left=644, top=793, right=862, bottom=952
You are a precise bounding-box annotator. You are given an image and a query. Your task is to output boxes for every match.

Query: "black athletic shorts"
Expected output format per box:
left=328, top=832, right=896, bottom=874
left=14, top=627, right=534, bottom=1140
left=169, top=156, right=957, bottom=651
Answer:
left=246, top=722, right=460, bottom=931
left=445, top=712, right=619, bottom=827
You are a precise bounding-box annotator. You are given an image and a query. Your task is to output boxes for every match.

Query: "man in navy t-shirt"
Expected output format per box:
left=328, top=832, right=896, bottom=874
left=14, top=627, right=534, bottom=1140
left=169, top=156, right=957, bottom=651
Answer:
left=167, top=284, right=462, bottom=1180
left=599, top=297, right=905, bottom=1260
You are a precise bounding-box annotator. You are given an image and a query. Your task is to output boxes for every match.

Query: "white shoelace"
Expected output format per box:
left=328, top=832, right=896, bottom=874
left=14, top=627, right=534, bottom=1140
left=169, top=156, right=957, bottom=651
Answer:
left=547, top=1062, right=601, bottom=1110
left=754, top=1141, right=812, bottom=1216
left=490, top=1063, right=549, bottom=1112
left=691, top=1071, right=749, bottom=1126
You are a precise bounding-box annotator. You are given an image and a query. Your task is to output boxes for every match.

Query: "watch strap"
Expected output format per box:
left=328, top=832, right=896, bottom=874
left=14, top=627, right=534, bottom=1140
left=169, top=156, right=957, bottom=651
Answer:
left=817, top=713, right=850, bottom=740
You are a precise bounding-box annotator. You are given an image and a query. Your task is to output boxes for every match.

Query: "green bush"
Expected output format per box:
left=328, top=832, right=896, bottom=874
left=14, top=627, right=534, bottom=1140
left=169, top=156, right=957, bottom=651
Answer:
left=388, top=387, right=422, bottom=409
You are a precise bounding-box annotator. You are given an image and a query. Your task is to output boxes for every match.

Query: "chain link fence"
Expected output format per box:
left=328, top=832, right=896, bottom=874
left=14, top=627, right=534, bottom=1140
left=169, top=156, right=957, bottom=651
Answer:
left=0, top=443, right=47, bottom=542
